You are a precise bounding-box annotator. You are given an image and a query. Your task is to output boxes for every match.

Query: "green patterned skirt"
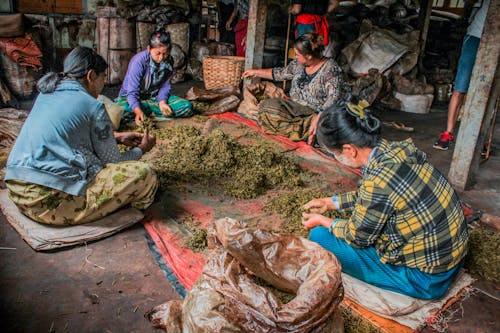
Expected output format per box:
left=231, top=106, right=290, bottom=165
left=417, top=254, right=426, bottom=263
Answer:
left=6, top=161, right=158, bottom=225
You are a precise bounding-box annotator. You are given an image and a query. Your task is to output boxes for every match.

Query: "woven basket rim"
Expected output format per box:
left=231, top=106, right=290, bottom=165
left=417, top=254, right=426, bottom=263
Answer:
left=205, top=55, right=245, bottom=61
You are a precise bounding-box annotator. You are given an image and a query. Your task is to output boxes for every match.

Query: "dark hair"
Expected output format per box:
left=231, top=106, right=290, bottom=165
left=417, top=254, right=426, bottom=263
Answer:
left=317, top=96, right=382, bottom=150
left=294, top=33, right=324, bottom=59
left=36, top=46, right=107, bottom=94
left=149, top=25, right=172, bottom=49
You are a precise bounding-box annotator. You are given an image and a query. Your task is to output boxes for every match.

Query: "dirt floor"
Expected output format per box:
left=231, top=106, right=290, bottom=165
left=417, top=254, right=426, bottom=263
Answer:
left=1, top=80, right=499, bottom=332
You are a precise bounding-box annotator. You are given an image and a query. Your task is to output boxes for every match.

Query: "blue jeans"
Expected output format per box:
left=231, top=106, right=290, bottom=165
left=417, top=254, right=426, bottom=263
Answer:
left=454, top=35, right=480, bottom=93
left=309, top=226, right=462, bottom=299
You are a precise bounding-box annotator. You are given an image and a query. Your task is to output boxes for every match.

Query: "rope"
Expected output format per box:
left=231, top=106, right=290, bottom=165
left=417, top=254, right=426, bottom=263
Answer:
left=426, top=286, right=475, bottom=332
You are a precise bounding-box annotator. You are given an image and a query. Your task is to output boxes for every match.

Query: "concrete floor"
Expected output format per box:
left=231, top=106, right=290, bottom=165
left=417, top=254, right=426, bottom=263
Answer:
left=1, top=81, right=499, bottom=332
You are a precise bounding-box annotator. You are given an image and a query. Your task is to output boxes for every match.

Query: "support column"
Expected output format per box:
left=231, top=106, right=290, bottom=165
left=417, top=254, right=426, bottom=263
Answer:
left=448, top=0, right=500, bottom=190
left=243, top=0, right=267, bottom=87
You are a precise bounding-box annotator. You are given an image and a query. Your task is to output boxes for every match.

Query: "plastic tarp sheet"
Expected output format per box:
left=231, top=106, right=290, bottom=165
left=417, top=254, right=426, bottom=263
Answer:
left=148, top=217, right=344, bottom=332
left=342, top=20, right=419, bottom=76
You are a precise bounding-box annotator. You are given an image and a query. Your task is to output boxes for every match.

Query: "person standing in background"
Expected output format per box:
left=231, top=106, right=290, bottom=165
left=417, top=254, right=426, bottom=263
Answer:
left=433, top=0, right=490, bottom=151
left=225, top=0, right=250, bottom=57
left=219, top=0, right=235, bottom=44
left=289, top=0, right=338, bottom=47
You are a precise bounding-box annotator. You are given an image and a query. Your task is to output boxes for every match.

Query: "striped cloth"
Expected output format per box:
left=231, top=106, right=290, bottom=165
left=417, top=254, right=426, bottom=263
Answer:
left=115, top=95, right=194, bottom=121
left=257, top=97, right=316, bottom=141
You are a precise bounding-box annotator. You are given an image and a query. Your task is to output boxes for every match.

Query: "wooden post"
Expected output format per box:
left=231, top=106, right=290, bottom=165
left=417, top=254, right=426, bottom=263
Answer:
left=448, top=0, right=500, bottom=190
left=417, top=0, right=433, bottom=72
left=243, top=0, right=267, bottom=87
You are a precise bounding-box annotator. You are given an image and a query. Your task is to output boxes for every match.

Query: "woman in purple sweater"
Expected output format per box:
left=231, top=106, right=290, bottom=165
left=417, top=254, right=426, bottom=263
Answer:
left=116, top=27, right=193, bottom=125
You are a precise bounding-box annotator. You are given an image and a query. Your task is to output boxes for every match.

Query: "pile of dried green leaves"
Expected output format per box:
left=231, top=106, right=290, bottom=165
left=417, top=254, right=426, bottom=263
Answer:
left=342, top=307, right=382, bottom=333
left=464, top=226, right=500, bottom=282
left=264, top=188, right=351, bottom=237
left=149, top=124, right=304, bottom=199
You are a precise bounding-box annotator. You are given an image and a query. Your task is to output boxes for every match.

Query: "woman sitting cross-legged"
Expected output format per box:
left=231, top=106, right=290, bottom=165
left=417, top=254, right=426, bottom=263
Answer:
left=116, top=27, right=193, bottom=125
left=5, top=46, right=158, bottom=225
left=242, top=32, right=345, bottom=145
left=301, top=98, right=468, bottom=299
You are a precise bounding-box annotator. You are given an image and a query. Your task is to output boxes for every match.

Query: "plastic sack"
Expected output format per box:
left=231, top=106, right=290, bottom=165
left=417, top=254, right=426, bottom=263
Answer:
left=341, top=20, right=419, bottom=76
left=185, top=86, right=240, bottom=102
left=148, top=217, right=344, bottom=332
left=97, top=95, right=124, bottom=130
left=203, top=95, right=240, bottom=115
left=237, top=82, right=286, bottom=121
left=391, top=73, right=434, bottom=95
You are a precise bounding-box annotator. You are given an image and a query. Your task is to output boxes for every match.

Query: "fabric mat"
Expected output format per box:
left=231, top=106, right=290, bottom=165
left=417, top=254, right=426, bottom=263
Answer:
left=0, top=190, right=144, bottom=251
left=342, top=272, right=474, bottom=332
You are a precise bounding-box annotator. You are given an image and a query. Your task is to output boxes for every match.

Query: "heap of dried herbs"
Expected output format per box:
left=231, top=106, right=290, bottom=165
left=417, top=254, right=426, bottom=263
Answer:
left=184, top=226, right=208, bottom=253
left=149, top=125, right=303, bottom=199
left=342, top=307, right=382, bottom=333
left=464, top=226, right=500, bottom=282
left=264, top=188, right=351, bottom=237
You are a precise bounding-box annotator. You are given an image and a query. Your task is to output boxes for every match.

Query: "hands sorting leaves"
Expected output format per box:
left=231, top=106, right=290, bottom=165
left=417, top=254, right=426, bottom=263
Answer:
left=301, top=197, right=336, bottom=230
left=159, top=100, right=173, bottom=117
left=138, top=128, right=156, bottom=153
left=115, top=130, right=156, bottom=154
left=115, top=132, right=142, bottom=147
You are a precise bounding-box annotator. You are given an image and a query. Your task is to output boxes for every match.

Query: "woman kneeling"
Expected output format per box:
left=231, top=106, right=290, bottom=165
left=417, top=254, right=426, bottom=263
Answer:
left=5, top=46, right=158, bottom=225
left=302, top=98, right=468, bottom=299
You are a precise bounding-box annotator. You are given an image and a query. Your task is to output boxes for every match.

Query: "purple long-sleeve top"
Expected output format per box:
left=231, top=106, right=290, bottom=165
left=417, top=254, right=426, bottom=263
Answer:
left=119, top=50, right=172, bottom=111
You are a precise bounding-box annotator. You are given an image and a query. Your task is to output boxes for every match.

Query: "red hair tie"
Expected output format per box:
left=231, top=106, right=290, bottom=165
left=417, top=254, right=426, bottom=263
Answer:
left=156, top=33, right=161, bottom=37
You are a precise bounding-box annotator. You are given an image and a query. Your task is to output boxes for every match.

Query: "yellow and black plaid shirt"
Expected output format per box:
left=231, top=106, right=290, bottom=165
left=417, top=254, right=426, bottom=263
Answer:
left=333, top=139, right=468, bottom=274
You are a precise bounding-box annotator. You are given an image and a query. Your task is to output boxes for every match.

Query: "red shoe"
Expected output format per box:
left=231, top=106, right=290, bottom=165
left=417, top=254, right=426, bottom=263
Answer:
left=433, top=132, right=454, bottom=150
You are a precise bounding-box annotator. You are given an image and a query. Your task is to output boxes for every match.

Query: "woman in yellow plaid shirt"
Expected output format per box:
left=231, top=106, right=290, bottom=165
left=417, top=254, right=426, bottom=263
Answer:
left=302, top=97, right=468, bottom=299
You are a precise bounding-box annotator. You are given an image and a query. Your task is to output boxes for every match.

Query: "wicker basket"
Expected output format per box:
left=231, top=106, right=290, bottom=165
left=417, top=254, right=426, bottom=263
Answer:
left=203, top=56, right=245, bottom=90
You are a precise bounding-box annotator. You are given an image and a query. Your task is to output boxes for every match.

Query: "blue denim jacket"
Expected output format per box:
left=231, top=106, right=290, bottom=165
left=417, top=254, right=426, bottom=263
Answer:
left=5, top=80, right=141, bottom=196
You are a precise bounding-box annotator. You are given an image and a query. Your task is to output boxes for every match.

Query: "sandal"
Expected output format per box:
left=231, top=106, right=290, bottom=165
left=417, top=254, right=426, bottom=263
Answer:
left=383, top=121, right=414, bottom=132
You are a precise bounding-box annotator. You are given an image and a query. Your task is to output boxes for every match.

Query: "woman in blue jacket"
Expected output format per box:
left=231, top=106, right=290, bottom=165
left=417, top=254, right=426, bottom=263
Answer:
left=5, top=46, right=158, bottom=225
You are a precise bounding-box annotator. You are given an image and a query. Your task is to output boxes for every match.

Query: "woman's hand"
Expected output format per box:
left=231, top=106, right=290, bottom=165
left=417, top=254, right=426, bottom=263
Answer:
left=115, top=132, right=142, bottom=147
left=138, top=129, right=156, bottom=154
left=225, top=19, right=233, bottom=31
left=242, top=69, right=258, bottom=79
left=303, top=197, right=336, bottom=214
left=307, top=112, right=321, bottom=145
left=301, top=212, right=332, bottom=230
left=159, top=100, right=173, bottom=117
left=134, top=107, right=145, bottom=126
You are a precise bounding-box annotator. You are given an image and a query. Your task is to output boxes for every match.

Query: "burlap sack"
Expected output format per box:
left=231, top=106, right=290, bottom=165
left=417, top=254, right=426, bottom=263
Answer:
left=237, top=82, right=286, bottom=121
left=97, top=95, right=124, bottom=130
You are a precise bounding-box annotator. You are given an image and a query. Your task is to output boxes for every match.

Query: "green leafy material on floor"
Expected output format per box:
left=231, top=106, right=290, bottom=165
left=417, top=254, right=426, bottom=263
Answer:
left=464, top=226, right=500, bottom=282
left=184, top=223, right=208, bottom=253
left=148, top=124, right=305, bottom=199
left=342, top=306, right=382, bottom=333
left=264, top=188, right=352, bottom=237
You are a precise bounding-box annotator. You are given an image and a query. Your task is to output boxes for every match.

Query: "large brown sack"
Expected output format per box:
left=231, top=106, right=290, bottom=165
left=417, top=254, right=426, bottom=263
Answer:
left=149, top=217, right=344, bottom=332
left=237, top=82, right=286, bottom=121
left=203, top=95, right=240, bottom=115
left=0, top=14, right=24, bottom=38
left=184, top=86, right=240, bottom=101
